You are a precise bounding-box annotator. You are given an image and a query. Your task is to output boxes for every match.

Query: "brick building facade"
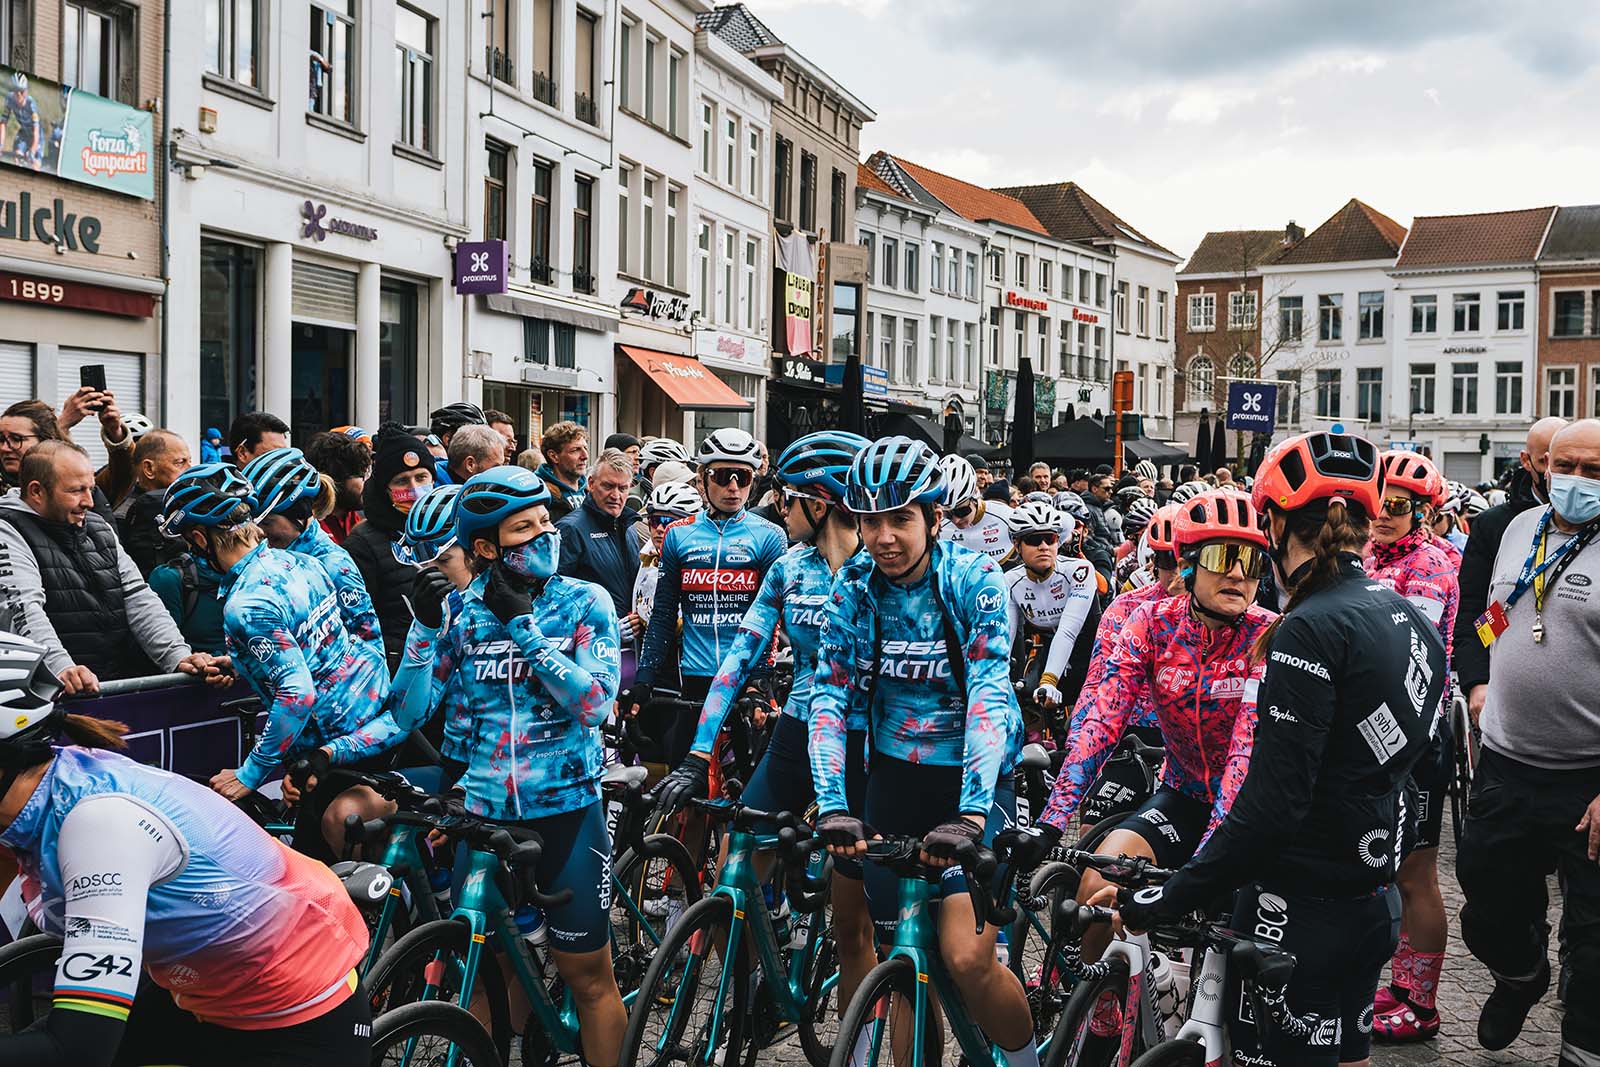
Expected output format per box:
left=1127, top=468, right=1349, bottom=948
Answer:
left=1536, top=205, right=1600, bottom=420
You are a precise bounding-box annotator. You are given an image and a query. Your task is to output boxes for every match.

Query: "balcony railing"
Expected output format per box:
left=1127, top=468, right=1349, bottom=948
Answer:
left=486, top=46, right=514, bottom=84
left=572, top=267, right=595, bottom=295
left=575, top=92, right=598, bottom=126
left=531, top=69, right=558, bottom=108
left=530, top=257, right=554, bottom=285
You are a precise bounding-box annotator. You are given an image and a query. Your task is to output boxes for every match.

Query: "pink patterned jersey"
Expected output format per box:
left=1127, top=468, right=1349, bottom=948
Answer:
left=1364, top=526, right=1459, bottom=718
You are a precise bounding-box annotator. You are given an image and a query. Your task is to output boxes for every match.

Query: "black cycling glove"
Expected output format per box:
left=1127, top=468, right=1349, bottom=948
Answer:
left=1116, top=885, right=1168, bottom=934
left=288, top=747, right=332, bottom=793
left=922, top=817, right=984, bottom=860
left=1007, top=823, right=1062, bottom=871
left=482, top=563, right=533, bottom=624
left=618, top=683, right=654, bottom=715
left=816, top=811, right=867, bottom=850
left=411, top=567, right=454, bottom=629
left=655, top=756, right=711, bottom=815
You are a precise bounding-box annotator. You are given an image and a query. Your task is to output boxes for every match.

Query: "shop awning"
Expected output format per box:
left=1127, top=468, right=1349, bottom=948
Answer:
left=1123, top=436, right=1190, bottom=466
left=620, top=345, right=752, bottom=411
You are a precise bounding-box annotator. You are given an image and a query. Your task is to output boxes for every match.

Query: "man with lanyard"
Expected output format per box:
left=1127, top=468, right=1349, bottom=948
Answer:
left=937, top=453, right=1013, bottom=562
left=1460, top=418, right=1600, bottom=1064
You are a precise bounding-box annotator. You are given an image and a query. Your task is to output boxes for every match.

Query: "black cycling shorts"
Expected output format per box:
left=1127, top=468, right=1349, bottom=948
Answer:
left=1104, top=787, right=1211, bottom=870
left=652, top=675, right=713, bottom=768
left=1079, top=725, right=1165, bottom=825
left=741, top=715, right=867, bottom=879
left=476, top=801, right=613, bottom=953
left=1226, top=883, right=1400, bottom=1067
left=1407, top=715, right=1453, bottom=852
left=113, top=976, right=371, bottom=1065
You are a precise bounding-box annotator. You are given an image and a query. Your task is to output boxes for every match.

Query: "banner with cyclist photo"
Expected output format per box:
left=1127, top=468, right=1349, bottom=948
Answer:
left=1, top=65, right=155, bottom=199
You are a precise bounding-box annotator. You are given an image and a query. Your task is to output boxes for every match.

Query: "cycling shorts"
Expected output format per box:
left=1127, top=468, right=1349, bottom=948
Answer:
left=1407, top=715, right=1453, bottom=852
left=741, top=715, right=866, bottom=879
left=478, top=801, right=613, bottom=953
left=652, top=675, right=713, bottom=768
left=861, top=753, right=1016, bottom=941
left=1079, top=725, right=1165, bottom=825
left=1226, top=882, right=1400, bottom=1067
left=1104, top=787, right=1210, bottom=870
left=114, top=974, right=371, bottom=1065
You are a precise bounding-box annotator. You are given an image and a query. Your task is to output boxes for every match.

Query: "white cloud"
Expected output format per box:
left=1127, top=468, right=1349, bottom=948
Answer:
left=1167, top=86, right=1258, bottom=124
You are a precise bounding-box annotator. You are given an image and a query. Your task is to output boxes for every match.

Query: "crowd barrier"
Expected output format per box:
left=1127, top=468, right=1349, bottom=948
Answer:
left=64, top=673, right=257, bottom=780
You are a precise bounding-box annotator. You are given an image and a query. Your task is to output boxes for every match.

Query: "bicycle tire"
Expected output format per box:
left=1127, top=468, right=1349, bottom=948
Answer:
left=1449, top=695, right=1477, bottom=849
left=1074, top=811, right=1128, bottom=852
left=0, top=934, right=63, bottom=1034
left=794, top=905, right=840, bottom=1067
left=370, top=1000, right=504, bottom=1067
left=619, top=894, right=748, bottom=1067
left=1014, top=862, right=1080, bottom=1042
left=1042, top=954, right=1134, bottom=1067
left=825, top=955, right=927, bottom=1067
left=1128, top=1036, right=1205, bottom=1067
left=365, top=918, right=513, bottom=1063
left=613, top=833, right=703, bottom=997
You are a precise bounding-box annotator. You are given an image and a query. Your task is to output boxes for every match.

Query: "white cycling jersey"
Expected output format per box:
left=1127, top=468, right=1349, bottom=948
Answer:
left=1005, top=555, right=1097, bottom=686
left=939, top=501, right=1014, bottom=562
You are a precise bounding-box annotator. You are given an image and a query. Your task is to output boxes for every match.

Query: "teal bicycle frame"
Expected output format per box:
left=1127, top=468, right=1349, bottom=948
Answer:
left=361, top=820, right=442, bottom=977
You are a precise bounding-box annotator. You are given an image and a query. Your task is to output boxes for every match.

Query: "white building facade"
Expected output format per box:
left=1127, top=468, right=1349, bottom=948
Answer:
left=1110, top=243, right=1182, bottom=438
left=920, top=209, right=989, bottom=437
left=856, top=178, right=933, bottom=411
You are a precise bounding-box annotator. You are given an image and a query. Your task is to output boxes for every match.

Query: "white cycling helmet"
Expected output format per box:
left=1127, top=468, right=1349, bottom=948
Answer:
left=0, top=632, right=62, bottom=740
left=1123, top=497, right=1158, bottom=532
left=646, top=481, right=704, bottom=518
left=122, top=413, right=154, bottom=441
left=639, top=437, right=690, bottom=471
left=938, top=454, right=978, bottom=507
left=696, top=427, right=762, bottom=468
left=1007, top=499, right=1075, bottom=541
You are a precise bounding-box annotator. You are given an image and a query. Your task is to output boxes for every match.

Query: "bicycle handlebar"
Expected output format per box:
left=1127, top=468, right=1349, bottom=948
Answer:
left=857, top=835, right=1013, bottom=932
left=1058, top=848, right=1177, bottom=887
left=775, top=826, right=830, bottom=915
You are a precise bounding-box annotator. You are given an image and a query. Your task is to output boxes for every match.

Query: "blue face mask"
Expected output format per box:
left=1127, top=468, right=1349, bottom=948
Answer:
left=502, top=530, right=560, bottom=579
left=1548, top=472, right=1600, bottom=526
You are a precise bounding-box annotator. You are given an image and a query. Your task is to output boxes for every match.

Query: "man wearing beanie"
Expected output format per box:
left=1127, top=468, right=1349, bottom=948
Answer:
left=344, top=423, right=434, bottom=670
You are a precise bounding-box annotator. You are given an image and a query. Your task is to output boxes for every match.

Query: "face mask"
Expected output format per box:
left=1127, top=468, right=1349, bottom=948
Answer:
left=502, top=530, right=560, bottom=579
left=1548, top=472, right=1600, bottom=525
left=390, top=483, right=422, bottom=514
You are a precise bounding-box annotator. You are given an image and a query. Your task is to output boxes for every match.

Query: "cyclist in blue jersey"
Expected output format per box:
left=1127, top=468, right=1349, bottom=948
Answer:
left=397, top=466, right=627, bottom=1067
left=241, top=447, right=384, bottom=664
left=386, top=484, right=472, bottom=742
left=811, top=436, right=1036, bottom=1067
left=158, top=465, right=403, bottom=861
left=654, top=430, right=877, bottom=1011
left=623, top=427, right=787, bottom=766
left=0, top=632, right=373, bottom=1066
left=3, top=73, right=42, bottom=168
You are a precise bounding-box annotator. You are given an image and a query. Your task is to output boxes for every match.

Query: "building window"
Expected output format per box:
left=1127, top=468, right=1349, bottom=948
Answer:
left=1496, top=290, right=1525, bottom=331
left=1115, top=281, right=1129, bottom=331
left=530, top=159, right=553, bottom=284
left=395, top=5, right=435, bottom=153
left=965, top=252, right=978, bottom=298
left=1495, top=361, right=1523, bottom=415
left=642, top=175, right=656, bottom=280
left=484, top=140, right=509, bottom=240
left=668, top=48, right=684, bottom=136
left=902, top=319, right=918, bottom=384
left=1410, top=363, right=1437, bottom=415
left=1591, top=368, right=1600, bottom=423
left=566, top=172, right=593, bottom=293
left=65, top=0, right=131, bottom=102
left=721, top=230, right=735, bottom=324
left=308, top=0, right=356, bottom=124
left=830, top=169, right=847, bottom=240
left=1136, top=286, right=1149, bottom=334
left=1452, top=362, right=1479, bottom=415
left=746, top=128, right=760, bottom=198
left=1039, top=260, right=1052, bottom=294
left=928, top=317, right=942, bottom=382
left=1074, top=268, right=1087, bottom=306
left=1037, top=315, right=1050, bottom=373
left=830, top=283, right=860, bottom=362
left=1548, top=367, right=1577, bottom=419
left=722, top=114, right=737, bottom=187
left=931, top=242, right=944, bottom=292
left=773, top=137, right=792, bottom=221
left=531, top=0, right=554, bottom=105
left=696, top=223, right=711, bottom=319
left=1316, top=369, right=1342, bottom=419
left=1357, top=367, right=1383, bottom=422
left=1278, top=295, right=1303, bottom=343
left=860, top=231, right=874, bottom=278
left=742, top=237, right=757, bottom=331
left=1013, top=310, right=1026, bottom=365
left=1095, top=274, right=1108, bottom=308
left=1059, top=320, right=1073, bottom=370
left=1411, top=294, right=1437, bottom=334
left=1357, top=291, right=1384, bottom=340
left=1453, top=292, right=1481, bottom=332
left=1061, top=265, right=1073, bottom=300
left=905, top=244, right=919, bottom=294
left=1187, top=355, right=1214, bottom=408
left=964, top=324, right=976, bottom=383
left=881, top=237, right=898, bottom=289
left=206, top=0, right=260, bottom=87
left=879, top=315, right=896, bottom=373
left=1188, top=293, right=1216, bottom=331
left=1156, top=290, right=1168, bottom=338
left=1077, top=323, right=1090, bottom=375
left=1227, top=290, right=1257, bottom=330
left=798, top=152, right=817, bottom=232
left=617, top=162, right=631, bottom=274
left=699, top=102, right=714, bottom=175
left=1553, top=291, right=1587, bottom=336
left=642, top=31, right=660, bottom=122
left=1016, top=253, right=1029, bottom=287
left=574, top=8, right=598, bottom=124
left=199, top=238, right=261, bottom=436
left=666, top=185, right=680, bottom=288
left=1318, top=293, right=1342, bottom=342
left=948, top=326, right=958, bottom=386
left=617, top=16, right=633, bottom=108
left=989, top=252, right=1002, bottom=283
left=1277, top=371, right=1301, bottom=425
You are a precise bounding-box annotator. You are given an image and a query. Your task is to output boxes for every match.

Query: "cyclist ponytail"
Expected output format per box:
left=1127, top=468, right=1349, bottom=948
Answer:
left=1251, top=499, right=1370, bottom=662
left=58, top=714, right=130, bottom=752
left=311, top=472, right=338, bottom=522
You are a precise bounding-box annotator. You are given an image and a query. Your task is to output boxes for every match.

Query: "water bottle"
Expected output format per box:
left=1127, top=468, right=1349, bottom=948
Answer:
left=428, top=866, right=452, bottom=912
left=1149, top=951, right=1182, bottom=1039
left=994, top=928, right=1010, bottom=968
left=514, top=904, right=548, bottom=949
left=788, top=906, right=811, bottom=950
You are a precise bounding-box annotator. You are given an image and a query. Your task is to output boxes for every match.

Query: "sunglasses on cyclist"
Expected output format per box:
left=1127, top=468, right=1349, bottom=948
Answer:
left=1380, top=496, right=1418, bottom=517
left=1018, top=531, right=1059, bottom=548
left=1190, top=542, right=1270, bottom=579
left=706, top=467, right=754, bottom=488
left=648, top=513, right=682, bottom=529
left=1152, top=549, right=1178, bottom=571
left=949, top=503, right=975, bottom=520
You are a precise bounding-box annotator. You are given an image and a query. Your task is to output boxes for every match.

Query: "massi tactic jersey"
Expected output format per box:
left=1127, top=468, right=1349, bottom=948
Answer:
left=2, top=93, right=40, bottom=141
left=691, top=544, right=860, bottom=757
left=637, top=509, right=787, bottom=683
left=220, top=543, right=398, bottom=790
left=1364, top=525, right=1459, bottom=718
left=810, top=540, right=1021, bottom=817
left=1004, top=555, right=1097, bottom=687
left=399, top=570, right=620, bottom=821
left=938, top=501, right=1014, bottom=562
left=1040, top=594, right=1275, bottom=833
left=1, top=747, right=366, bottom=1031
left=1154, top=556, right=1447, bottom=913
left=1073, top=581, right=1169, bottom=733
left=285, top=519, right=384, bottom=662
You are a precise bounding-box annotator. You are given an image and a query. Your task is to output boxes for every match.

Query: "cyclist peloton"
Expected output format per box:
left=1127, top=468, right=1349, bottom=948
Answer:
left=1002, top=500, right=1098, bottom=729
left=1365, top=450, right=1460, bottom=1043
left=1114, top=432, right=1448, bottom=1067
left=1021, top=490, right=1276, bottom=961
left=811, top=436, right=1037, bottom=1067
left=938, top=453, right=1015, bottom=562
left=0, top=632, right=373, bottom=1065
left=631, top=481, right=703, bottom=651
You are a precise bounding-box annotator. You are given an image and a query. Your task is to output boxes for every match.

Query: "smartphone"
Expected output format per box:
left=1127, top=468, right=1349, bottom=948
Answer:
left=79, top=364, right=107, bottom=394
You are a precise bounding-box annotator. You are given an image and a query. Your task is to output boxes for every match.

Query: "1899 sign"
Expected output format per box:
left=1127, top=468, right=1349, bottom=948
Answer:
left=6, top=277, right=67, bottom=304
left=0, top=270, right=156, bottom=317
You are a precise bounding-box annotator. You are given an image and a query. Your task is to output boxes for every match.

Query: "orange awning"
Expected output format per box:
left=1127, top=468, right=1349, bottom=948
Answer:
left=619, top=345, right=752, bottom=411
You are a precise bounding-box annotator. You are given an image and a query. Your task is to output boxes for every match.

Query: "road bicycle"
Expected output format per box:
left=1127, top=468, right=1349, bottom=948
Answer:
left=1447, top=686, right=1478, bottom=848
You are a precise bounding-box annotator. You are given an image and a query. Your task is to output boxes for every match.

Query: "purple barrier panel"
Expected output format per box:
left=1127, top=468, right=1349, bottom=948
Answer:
left=63, top=676, right=255, bottom=782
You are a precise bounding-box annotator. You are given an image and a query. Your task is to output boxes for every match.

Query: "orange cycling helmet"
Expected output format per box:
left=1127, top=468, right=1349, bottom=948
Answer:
left=1174, top=489, right=1269, bottom=554
left=1251, top=431, right=1383, bottom=520
left=1379, top=450, right=1445, bottom=506
left=1146, top=502, right=1182, bottom=554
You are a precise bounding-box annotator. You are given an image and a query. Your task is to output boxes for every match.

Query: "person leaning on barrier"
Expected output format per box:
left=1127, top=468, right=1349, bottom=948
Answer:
left=0, top=441, right=226, bottom=695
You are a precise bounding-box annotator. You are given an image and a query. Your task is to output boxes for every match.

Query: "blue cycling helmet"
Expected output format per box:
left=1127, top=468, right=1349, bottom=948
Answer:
left=160, top=464, right=257, bottom=536
left=394, top=484, right=463, bottom=565
left=456, top=466, right=552, bottom=548
left=776, top=431, right=870, bottom=504
left=241, top=447, right=323, bottom=519
left=845, top=436, right=945, bottom=515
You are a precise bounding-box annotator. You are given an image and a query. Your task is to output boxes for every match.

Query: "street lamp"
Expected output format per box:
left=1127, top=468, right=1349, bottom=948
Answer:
left=1408, top=405, right=1423, bottom=442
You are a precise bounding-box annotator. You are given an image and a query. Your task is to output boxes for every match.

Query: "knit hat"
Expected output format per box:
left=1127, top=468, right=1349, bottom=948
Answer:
left=371, top=422, right=431, bottom=489
left=605, top=432, right=641, bottom=452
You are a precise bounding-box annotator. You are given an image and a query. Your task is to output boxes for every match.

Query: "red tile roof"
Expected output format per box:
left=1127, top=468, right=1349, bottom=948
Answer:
left=856, top=162, right=911, bottom=203
left=996, top=182, right=1176, bottom=258
left=1271, top=199, right=1407, bottom=266
left=879, top=154, right=1049, bottom=236
left=1180, top=230, right=1292, bottom=275
left=1395, top=206, right=1557, bottom=269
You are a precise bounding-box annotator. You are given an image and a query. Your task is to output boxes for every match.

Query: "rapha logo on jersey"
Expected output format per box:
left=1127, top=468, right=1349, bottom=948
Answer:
left=976, top=589, right=1003, bottom=613
left=681, top=568, right=758, bottom=593
left=1157, top=665, right=1196, bottom=692
left=1268, top=705, right=1298, bottom=724
left=248, top=635, right=277, bottom=662
left=1357, top=828, right=1391, bottom=868
left=1270, top=650, right=1330, bottom=679
left=1357, top=703, right=1408, bottom=765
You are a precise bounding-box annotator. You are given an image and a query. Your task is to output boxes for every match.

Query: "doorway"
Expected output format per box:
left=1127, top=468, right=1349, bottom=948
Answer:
left=291, top=322, right=352, bottom=443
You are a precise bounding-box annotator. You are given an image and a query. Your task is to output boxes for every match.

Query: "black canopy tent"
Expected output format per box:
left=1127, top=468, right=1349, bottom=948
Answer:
left=986, top=415, right=1189, bottom=472
left=880, top=411, right=988, bottom=455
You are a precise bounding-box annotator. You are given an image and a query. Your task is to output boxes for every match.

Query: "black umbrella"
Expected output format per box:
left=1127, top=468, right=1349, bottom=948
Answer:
left=1194, top=407, right=1213, bottom=472
left=1065, top=402, right=1077, bottom=424
left=942, top=410, right=961, bottom=454
left=1248, top=432, right=1271, bottom=477
left=1211, top=420, right=1228, bottom=473
left=1012, top=357, right=1037, bottom=476
left=839, top=352, right=866, bottom=437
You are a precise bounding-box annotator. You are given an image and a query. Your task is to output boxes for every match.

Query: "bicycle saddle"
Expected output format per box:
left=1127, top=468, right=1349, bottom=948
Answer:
left=603, top=763, right=650, bottom=789
left=330, top=860, right=395, bottom=910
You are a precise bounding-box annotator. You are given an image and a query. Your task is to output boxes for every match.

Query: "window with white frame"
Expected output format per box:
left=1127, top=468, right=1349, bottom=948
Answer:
left=928, top=317, right=942, bottom=382
left=1116, top=281, right=1129, bottom=332
left=1061, top=265, right=1072, bottom=301
left=666, top=185, right=681, bottom=288
left=931, top=242, right=944, bottom=292
left=669, top=47, right=686, bottom=137
left=1037, top=315, right=1050, bottom=373
left=1095, top=274, right=1107, bottom=308
left=746, top=128, right=760, bottom=198
left=721, top=230, right=735, bottom=323
left=1277, top=371, right=1300, bottom=425
left=395, top=5, right=435, bottom=153
left=988, top=309, right=1000, bottom=366
left=947, top=325, right=958, bottom=386
left=1496, top=361, right=1523, bottom=414
left=1548, top=367, right=1576, bottom=418
left=1077, top=323, right=1090, bottom=373
left=1187, top=354, right=1214, bottom=408
left=1188, top=293, right=1216, bottom=332
left=965, top=253, right=977, bottom=297
left=1157, top=290, right=1169, bottom=338
left=879, top=315, right=896, bottom=374
left=1591, top=367, right=1600, bottom=421
left=989, top=251, right=1002, bottom=283
left=1016, top=253, right=1029, bottom=288
left=1279, top=295, right=1303, bottom=343
left=699, top=102, right=714, bottom=175
left=1137, top=286, right=1149, bottom=335
left=860, top=231, right=874, bottom=279
left=1079, top=268, right=1091, bottom=306
left=1040, top=260, right=1052, bottom=295
left=723, top=114, right=738, bottom=189
left=743, top=237, right=757, bottom=331
left=1318, top=294, right=1342, bottom=342
left=1358, top=291, right=1384, bottom=340
left=206, top=0, right=261, bottom=87
left=1410, top=363, right=1437, bottom=415
left=1357, top=367, right=1383, bottom=422
left=1497, top=290, right=1525, bottom=331
left=1552, top=291, right=1591, bottom=336
left=905, top=244, right=919, bottom=294
left=1453, top=292, right=1481, bottom=332
left=308, top=0, right=356, bottom=123
left=964, top=324, right=976, bottom=383
left=1013, top=311, right=1026, bottom=364
left=617, top=162, right=631, bottom=273
left=696, top=222, right=711, bottom=319
left=1452, top=362, right=1479, bottom=415
left=1411, top=294, right=1437, bottom=334
left=1316, top=369, right=1342, bottom=418
left=950, top=248, right=961, bottom=295
left=642, top=175, right=657, bottom=279
left=1059, top=320, right=1073, bottom=370
left=1228, top=290, right=1256, bottom=330
left=881, top=237, right=898, bottom=288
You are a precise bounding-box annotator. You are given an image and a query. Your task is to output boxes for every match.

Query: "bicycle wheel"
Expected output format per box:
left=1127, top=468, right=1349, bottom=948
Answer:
left=365, top=918, right=513, bottom=1063
left=1041, top=955, right=1134, bottom=1067
left=613, top=833, right=703, bottom=995
left=1128, top=1037, right=1204, bottom=1067
left=1449, top=695, right=1477, bottom=849
left=794, top=904, right=840, bottom=1067
left=370, top=1000, right=504, bottom=1067
left=825, top=955, right=933, bottom=1067
left=0, top=934, right=62, bottom=1034
left=620, top=894, right=748, bottom=1067
left=1014, top=862, right=1080, bottom=1043
left=1074, top=811, right=1128, bottom=852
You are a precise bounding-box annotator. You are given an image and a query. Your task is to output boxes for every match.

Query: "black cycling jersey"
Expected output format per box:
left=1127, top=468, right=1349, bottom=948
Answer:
left=1156, top=555, right=1447, bottom=912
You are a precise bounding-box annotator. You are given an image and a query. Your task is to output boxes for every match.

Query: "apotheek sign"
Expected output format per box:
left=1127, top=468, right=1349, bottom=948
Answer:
left=300, top=200, right=378, bottom=242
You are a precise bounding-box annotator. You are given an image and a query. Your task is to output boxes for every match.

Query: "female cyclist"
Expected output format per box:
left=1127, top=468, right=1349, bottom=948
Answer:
left=654, top=430, right=877, bottom=1017
left=1002, top=500, right=1098, bottom=725
left=400, top=465, right=626, bottom=1067
left=1117, top=431, right=1448, bottom=1067
left=811, top=436, right=1036, bottom=1067
left=630, top=480, right=703, bottom=651
left=385, top=484, right=468, bottom=746
left=1023, top=490, right=1275, bottom=960
left=1365, top=450, right=1460, bottom=1042
left=0, top=631, right=372, bottom=1065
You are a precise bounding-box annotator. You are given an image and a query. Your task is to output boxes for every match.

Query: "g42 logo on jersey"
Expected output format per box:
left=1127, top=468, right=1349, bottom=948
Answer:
left=62, top=952, right=135, bottom=981
left=975, top=589, right=1003, bottom=614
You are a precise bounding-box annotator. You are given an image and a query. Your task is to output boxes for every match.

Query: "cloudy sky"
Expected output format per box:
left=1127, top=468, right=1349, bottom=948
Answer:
left=744, top=0, right=1600, bottom=260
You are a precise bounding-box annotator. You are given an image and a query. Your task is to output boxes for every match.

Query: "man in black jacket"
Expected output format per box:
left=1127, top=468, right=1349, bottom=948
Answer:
left=557, top=449, right=643, bottom=643
left=344, top=424, right=433, bottom=670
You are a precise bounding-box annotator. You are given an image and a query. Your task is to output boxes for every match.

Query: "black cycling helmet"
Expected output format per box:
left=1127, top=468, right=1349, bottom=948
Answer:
left=429, top=402, right=487, bottom=439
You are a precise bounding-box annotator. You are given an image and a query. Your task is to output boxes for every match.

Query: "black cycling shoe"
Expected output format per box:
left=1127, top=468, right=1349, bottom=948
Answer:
left=1477, top=960, right=1550, bottom=1051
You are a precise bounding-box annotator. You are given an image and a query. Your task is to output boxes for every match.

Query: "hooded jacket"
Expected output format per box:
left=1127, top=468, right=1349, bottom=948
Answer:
left=343, top=469, right=419, bottom=671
